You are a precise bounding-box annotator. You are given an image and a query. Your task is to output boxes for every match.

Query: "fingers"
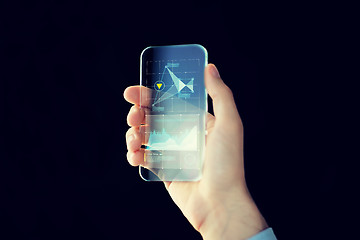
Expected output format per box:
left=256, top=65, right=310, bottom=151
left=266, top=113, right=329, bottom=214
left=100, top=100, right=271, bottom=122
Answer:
left=126, top=103, right=148, bottom=168
left=124, top=86, right=151, bottom=167
left=126, top=126, right=147, bottom=166
left=127, top=105, right=145, bottom=126
left=126, top=149, right=145, bottom=166
left=126, top=127, right=144, bottom=151
left=123, top=86, right=152, bottom=107
left=204, top=64, right=242, bottom=127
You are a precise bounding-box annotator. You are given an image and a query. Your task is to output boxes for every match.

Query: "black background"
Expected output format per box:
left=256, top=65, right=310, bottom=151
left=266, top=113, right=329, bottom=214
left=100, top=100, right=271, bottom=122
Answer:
left=1, top=1, right=355, bottom=239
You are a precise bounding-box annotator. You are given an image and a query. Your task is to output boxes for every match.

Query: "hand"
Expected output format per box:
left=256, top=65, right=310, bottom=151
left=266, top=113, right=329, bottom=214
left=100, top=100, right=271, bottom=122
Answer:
left=124, top=64, right=268, bottom=240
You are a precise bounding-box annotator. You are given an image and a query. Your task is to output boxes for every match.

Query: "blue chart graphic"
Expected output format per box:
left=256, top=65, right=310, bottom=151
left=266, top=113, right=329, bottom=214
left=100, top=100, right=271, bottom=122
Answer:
left=147, top=125, right=197, bottom=151
left=145, top=114, right=200, bottom=152
left=166, top=66, right=194, bottom=92
left=153, top=65, right=194, bottom=106
left=146, top=60, right=200, bottom=113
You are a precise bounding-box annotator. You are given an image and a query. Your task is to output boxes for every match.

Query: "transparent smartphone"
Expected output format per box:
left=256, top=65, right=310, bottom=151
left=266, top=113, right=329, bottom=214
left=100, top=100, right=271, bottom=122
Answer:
left=139, top=44, right=208, bottom=181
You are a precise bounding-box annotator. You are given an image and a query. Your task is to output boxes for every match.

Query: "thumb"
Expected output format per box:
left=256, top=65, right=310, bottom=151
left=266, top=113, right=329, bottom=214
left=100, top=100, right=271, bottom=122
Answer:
left=205, top=64, right=242, bottom=125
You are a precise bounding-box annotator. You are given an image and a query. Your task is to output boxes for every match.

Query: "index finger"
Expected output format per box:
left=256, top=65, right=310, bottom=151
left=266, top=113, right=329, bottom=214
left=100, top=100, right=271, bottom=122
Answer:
left=123, top=86, right=152, bottom=107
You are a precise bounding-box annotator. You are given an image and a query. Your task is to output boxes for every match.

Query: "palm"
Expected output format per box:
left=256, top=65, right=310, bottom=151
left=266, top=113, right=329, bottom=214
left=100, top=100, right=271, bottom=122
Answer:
left=163, top=114, right=215, bottom=231
left=164, top=112, right=244, bottom=232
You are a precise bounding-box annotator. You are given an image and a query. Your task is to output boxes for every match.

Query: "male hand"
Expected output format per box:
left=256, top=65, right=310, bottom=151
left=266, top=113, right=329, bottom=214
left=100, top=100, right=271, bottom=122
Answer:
left=124, top=64, right=268, bottom=240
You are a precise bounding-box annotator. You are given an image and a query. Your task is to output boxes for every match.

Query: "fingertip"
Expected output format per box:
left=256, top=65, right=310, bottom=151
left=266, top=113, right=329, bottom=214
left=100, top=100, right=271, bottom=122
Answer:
left=127, top=150, right=144, bottom=166
left=204, top=63, right=226, bottom=101
left=123, top=86, right=152, bottom=107
left=126, top=151, right=136, bottom=166
left=123, top=86, right=131, bottom=100
left=204, top=64, right=242, bottom=125
left=123, top=86, right=140, bottom=104
left=126, top=131, right=142, bottom=152
left=206, top=63, right=221, bottom=79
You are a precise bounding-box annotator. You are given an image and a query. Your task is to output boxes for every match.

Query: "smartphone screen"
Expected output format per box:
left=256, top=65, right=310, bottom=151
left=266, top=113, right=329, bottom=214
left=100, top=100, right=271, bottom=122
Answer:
left=139, top=44, right=207, bottom=181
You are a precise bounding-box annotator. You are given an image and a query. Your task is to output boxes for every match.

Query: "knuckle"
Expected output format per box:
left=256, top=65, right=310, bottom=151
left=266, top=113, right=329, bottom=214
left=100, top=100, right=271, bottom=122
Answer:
left=222, top=85, right=233, bottom=97
left=126, top=111, right=133, bottom=126
left=126, top=152, right=132, bottom=162
left=125, top=128, right=132, bottom=137
left=126, top=127, right=138, bottom=140
left=212, top=85, right=233, bottom=101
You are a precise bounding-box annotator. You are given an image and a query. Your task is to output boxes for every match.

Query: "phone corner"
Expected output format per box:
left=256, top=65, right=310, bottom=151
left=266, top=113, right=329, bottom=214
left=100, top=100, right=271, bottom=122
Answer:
left=138, top=166, right=150, bottom=182
left=194, top=44, right=207, bottom=52
left=193, top=44, right=208, bottom=59
left=140, top=46, right=152, bottom=59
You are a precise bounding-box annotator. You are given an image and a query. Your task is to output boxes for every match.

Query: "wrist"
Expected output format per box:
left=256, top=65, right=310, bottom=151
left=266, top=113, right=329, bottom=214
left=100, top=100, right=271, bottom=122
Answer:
left=199, top=189, right=268, bottom=240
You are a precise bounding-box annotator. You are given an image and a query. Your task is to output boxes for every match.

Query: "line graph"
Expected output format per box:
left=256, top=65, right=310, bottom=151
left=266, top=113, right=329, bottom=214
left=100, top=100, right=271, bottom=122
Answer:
left=147, top=125, right=197, bottom=151
left=145, top=114, right=199, bottom=152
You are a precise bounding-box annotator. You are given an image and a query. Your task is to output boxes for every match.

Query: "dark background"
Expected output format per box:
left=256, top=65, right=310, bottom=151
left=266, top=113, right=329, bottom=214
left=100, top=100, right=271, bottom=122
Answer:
left=1, top=1, right=354, bottom=239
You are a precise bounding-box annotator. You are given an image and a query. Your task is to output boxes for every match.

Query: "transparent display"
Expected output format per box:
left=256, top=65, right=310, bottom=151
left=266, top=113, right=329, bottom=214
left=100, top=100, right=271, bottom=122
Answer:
left=139, top=44, right=207, bottom=181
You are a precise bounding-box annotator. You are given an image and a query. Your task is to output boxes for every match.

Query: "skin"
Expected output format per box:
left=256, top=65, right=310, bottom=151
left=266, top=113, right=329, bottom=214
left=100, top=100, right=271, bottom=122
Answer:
left=124, top=64, right=268, bottom=240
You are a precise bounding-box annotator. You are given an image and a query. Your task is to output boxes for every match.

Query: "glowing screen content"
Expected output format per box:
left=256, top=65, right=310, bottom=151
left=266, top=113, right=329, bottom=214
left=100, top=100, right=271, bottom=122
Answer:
left=139, top=44, right=207, bottom=181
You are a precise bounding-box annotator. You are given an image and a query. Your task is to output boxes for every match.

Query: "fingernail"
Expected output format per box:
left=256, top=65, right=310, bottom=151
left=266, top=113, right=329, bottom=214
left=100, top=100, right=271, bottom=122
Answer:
left=210, top=64, right=220, bottom=78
